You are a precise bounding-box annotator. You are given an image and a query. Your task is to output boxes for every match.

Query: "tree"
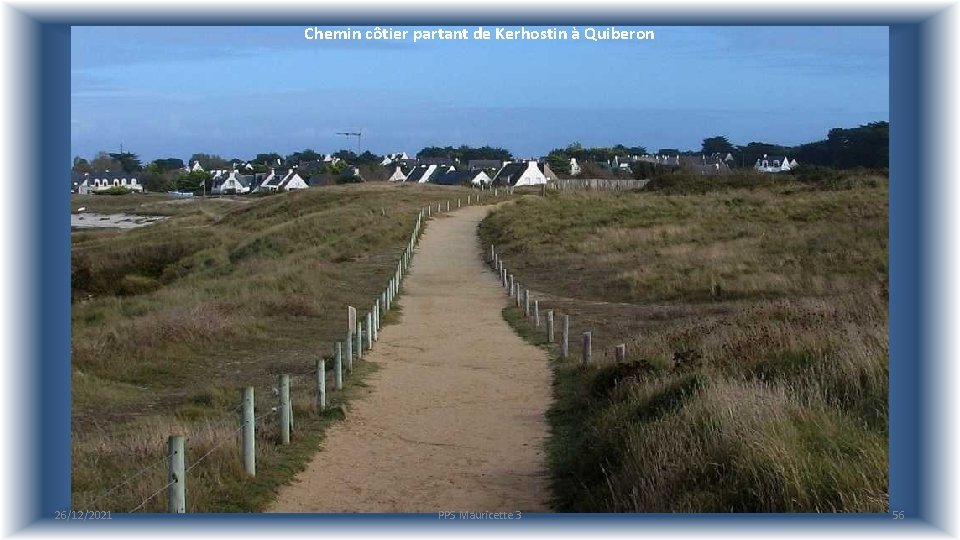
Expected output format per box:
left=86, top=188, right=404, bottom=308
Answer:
left=109, top=152, right=142, bottom=173
left=176, top=170, right=212, bottom=193
left=189, top=153, right=229, bottom=170
left=546, top=149, right=572, bottom=176
left=254, top=153, right=283, bottom=166
left=90, top=151, right=122, bottom=172
left=72, top=156, right=91, bottom=173
left=151, top=158, right=185, bottom=173
left=701, top=136, right=735, bottom=156
left=286, top=149, right=322, bottom=164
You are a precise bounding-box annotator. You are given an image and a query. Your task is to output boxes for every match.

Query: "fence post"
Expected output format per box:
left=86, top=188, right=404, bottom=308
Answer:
left=524, top=289, right=530, bottom=317
left=348, top=306, right=357, bottom=338
left=490, top=244, right=495, bottom=261
left=509, top=274, right=514, bottom=297
left=335, top=342, right=343, bottom=390
left=356, top=322, right=363, bottom=360
left=516, top=284, right=522, bottom=308
left=240, top=387, right=255, bottom=477
left=446, top=201, right=450, bottom=212
left=582, top=332, right=592, bottom=366
left=458, top=198, right=461, bottom=208
left=313, top=358, right=325, bottom=413
left=279, top=374, right=290, bottom=444
left=561, top=315, right=569, bottom=359
left=534, top=300, right=540, bottom=327
left=167, top=435, right=186, bottom=513
left=547, top=310, right=554, bottom=342
left=345, top=336, right=353, bottom=373
left=616, top=344, right=626, bottom=364
left=373, top=301, right=380, bottom=338
left=366, top=312, right=373, bottom=350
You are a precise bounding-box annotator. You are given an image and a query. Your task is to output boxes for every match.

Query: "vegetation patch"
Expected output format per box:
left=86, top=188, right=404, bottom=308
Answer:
left=489, top=176, right=888, bottom=512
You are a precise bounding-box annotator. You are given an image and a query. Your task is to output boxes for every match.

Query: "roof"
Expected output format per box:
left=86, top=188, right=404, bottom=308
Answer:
left=493, top=162, right=526, bottom=185
left=405, top=165, right=433, bottom=183
left=87, top=170, right=140, bottom=180
left=433, top=170, right=476, bottom=185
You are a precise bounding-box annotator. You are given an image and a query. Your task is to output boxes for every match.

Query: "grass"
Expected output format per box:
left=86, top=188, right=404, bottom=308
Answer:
left=483, top=177, right=888, bottom=512
left=72, top=183, right=495, bottom=512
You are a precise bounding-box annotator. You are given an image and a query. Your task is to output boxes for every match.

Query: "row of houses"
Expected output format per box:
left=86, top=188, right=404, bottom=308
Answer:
left=71, top=171, right=144, bottom=194
left=388, top=160, right=559, bottom=187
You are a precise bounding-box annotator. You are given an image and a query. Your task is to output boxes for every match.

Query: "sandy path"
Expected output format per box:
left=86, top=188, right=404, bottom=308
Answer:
left=268, top=204, right=552, bottom=513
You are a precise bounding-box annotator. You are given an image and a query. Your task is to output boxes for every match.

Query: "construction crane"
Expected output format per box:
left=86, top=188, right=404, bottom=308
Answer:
left=336, top=131, right=362, bottom=155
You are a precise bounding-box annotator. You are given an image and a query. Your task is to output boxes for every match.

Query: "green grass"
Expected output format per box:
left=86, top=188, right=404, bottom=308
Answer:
left=485, top=178, right=888, bottom=512
left=71, top=183, right=496, bottom=512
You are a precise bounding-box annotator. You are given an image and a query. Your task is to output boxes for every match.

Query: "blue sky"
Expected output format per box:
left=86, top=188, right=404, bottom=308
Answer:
left=71, top=26, right=889, bottom=162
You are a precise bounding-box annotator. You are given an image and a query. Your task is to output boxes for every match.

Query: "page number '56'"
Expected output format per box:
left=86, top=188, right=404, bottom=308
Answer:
left=892, top=510, right=905, bottom=520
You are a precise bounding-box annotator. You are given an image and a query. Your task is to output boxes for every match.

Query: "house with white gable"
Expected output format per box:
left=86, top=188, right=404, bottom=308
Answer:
left=569, top=158, right=582, bottom=176
left=493, top=160, right=554, bottom=187
left=754, top=154, right=797, bottom=173
left=256, top=169, right=309, bottom=192
left=212, top=170, right=252, bottom=194
left=387, top=165, right=409, bottom=182
left=431, top=169, right=493, bottom=187
left=380, top=152, right=411, bottom=166
left=190, top=160, right=204, bottom=172
left=405, top=164, right=442, bottom=183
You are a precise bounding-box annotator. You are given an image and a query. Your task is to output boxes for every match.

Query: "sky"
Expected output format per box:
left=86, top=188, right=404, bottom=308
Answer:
left=71, top=25, right=889, bottom=162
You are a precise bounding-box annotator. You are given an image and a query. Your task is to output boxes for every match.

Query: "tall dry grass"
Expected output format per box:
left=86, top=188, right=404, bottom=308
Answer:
left=72, top=183, right=481, bottom=512
left=486, top=178, right=888, bottom=512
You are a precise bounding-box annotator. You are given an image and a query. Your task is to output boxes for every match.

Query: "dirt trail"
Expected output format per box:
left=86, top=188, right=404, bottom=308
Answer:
left=268, top=204, right=552, bottom=513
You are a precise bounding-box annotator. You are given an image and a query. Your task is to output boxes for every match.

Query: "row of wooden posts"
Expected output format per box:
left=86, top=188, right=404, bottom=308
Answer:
left=154, top=191, right=512, bottom=513
left=489, top=243, right=629, bottom=366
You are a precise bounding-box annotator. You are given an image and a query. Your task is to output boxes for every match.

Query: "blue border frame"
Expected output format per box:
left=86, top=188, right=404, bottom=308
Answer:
left=13, top=11, right=944, bottom=535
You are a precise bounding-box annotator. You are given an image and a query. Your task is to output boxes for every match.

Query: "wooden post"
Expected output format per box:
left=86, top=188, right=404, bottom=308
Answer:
left=366, top=312, right=373, bottom=350
left=516, top=284, right=522, bottom=308
left=616, top=344, right=626, bottom=364
left=373, top=301, right=380, bottom=337
left=446, top=201, right=450, bottom=212
left=534, top=300, right=540, bottom=327
left=509, top=274, right=514, bottom=297
left=356, top=322, right=363, bottom=360
left=348, top=306, right=357, bottom=337
left=458, top=198, right=461, bottom=208
left=524, top=289, right=530, bottom=317
left=561, top=315, right=569, bottom=359
left=335, top=342, right=343, bottom=390
left=279, top=374, right=290, bottom=445
left=316, top=359, right=326, bottom=413
left=241, top=387, right=255, bottom=477
left=345, top=337, right=353, bottom=373
left=490, top=244, right=495, bottom=261
left=582, top=332, right=592, bottom=366
left=467, top=195, right=471, bottom=204
left=167, top=435, right=185, bottom=513
left=547, top=310, right=554, bottom=342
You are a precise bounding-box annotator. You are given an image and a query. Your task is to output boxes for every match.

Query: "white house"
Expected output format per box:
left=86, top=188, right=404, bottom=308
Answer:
left=77, top=171, right=144, bottom=193
left=256, top=169, right=309, bottom=192
left=470, top=170, right=493, bottom=187
left=212, top=170, right=252, bottom=194
left=570, top=158, right=582, bottom=176
left=387, top=166, right=408, bottom=182
left=191, top=160, right=204, bottom=172
left=754, top=154, right=796, bottom=173
left=493, top=160, right=550, bottom=186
